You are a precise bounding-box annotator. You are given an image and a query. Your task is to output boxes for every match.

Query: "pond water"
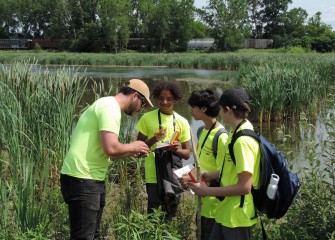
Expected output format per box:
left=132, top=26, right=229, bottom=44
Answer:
left=46, top=65, right=331, bottom=174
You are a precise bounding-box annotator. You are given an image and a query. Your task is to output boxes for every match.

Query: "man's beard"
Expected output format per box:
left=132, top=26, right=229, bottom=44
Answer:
left=124, top=101, right=138, bottom=116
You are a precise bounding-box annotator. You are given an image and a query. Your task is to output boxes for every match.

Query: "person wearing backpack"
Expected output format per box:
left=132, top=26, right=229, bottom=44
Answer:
left=189, top=88, right=261, bottom=240
left=179, top=89, right=228, bottom=240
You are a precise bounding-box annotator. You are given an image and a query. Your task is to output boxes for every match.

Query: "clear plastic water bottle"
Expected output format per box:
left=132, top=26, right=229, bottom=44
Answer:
left=267, top=174, right=280, bottom=200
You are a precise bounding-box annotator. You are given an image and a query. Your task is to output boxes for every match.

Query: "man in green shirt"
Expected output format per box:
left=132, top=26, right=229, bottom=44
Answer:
left=60, top=79, right=152, bottom=240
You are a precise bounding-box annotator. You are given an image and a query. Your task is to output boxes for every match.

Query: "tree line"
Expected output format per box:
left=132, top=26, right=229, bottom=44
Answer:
left=0, top=0, right=334, bottom=52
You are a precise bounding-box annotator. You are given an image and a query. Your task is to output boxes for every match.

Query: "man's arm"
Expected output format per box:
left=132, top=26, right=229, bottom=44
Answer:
left=100, top=131, right=149, bottom=159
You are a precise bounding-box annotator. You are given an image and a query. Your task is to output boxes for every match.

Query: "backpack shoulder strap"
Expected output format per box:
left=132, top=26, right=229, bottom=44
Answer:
left=212, top=127, right=228, bottom=158
left=197, top=125, right=205, bottom=140
left=228, top=129, right=260, bottom=165
left=227, top=128, right=262, bottom=210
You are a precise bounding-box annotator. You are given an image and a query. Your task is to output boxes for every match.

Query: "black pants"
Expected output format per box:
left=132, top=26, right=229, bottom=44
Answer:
left=146, top=183, right=181, bottom=220
left=60, top=174, right=106, bottom=240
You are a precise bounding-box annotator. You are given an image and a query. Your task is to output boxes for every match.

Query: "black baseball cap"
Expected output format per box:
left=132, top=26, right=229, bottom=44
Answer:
left=211, top=88, right=250, bottom=110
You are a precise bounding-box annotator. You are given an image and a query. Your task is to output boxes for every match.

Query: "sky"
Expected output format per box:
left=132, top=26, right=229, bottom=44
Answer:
left=194, top=0, right=335, bottom=29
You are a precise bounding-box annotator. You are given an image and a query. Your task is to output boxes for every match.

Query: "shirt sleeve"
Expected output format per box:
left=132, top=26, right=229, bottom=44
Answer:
left=233, top=136, right=258, bottom=175
left=178, top=118, right=191, bottom=143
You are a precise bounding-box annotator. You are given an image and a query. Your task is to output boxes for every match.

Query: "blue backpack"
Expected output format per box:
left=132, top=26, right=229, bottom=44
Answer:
left=228, top=128, right=301, bottom=219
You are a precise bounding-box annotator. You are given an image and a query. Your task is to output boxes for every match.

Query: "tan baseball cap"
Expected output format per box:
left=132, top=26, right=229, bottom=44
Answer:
left=127, top=79, right=153, bottom=107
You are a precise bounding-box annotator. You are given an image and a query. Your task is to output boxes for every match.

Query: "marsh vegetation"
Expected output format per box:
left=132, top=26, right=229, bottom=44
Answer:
left=0, top=58, right=334, bottom=239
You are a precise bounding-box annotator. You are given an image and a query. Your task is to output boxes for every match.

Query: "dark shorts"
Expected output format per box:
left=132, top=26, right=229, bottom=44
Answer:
left=210, top=222, right=252, bottom=240
left=201, top=216, right=216, bottom=240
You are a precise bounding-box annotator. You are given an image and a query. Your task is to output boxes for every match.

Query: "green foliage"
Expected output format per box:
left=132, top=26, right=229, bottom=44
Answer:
left=253, top=103, right=335, bottom=239
left=113, top=210, right=181, bottom=240
left=0, top=61, right=87, bottom=239
left=240, top=56, right=335, bottom=121
left=190, top=20, right=209, bottom=39
left=204, top=0, right=251, bottom=51
left=13, top=224, right=49, bottom=240
left=1, top=0, right=334, bottom=52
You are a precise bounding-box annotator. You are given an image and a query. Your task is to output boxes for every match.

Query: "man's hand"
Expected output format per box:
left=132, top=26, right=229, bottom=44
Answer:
left=130, top=140, right=150, bottom=156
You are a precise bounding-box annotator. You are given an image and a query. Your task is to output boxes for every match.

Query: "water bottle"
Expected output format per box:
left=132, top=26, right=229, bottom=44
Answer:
left=267, top=174, right=280, bottom=200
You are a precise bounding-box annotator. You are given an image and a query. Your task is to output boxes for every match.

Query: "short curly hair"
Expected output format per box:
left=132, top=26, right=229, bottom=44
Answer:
left=152, top=81, right=183, bottom=101
left=188, top=89, right=220, bottom=117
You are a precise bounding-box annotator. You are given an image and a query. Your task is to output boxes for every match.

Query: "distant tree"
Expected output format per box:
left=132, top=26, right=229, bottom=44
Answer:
left=98, top=0, right=131, bottom=53
left=204, top=0, right=251, bottom=51
left=282, top=7, right=308, bottom=36
left=271, top=7, right=308, bottom=48
left=149, top=0, right=171, bottom=51
left=247, top=0, right=263, bottom=38
left=190, top=20, right=209, bottom=39
left=306, top=12, right=335, bottom=52
left=168, top=0, right=194, bottom=51
left=0, top=0, right=15, bottom=38
left=259, top=0, right=292, bottom=38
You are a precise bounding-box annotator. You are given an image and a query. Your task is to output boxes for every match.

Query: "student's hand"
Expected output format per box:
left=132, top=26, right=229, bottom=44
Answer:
left=178, top=174, right=192, bottom=189
left=154, top=127, right=166, bottom=142
left=171, top=141, right=181, bottom=152
left=189, top=182, right=208, bottom=196
left=201, top=171, right=220, bottom=183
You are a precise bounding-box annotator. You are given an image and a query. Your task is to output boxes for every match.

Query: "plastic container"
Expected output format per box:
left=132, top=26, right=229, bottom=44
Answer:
left=267, top=174, right=280, bottom=200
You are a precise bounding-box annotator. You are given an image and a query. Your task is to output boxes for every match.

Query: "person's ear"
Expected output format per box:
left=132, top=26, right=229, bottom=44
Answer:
left=201, top=107, right=207, bottom=113
left=132, top=92, right=138, bottom=101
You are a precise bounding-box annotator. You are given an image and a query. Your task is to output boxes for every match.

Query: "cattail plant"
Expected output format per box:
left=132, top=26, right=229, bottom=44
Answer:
left=0, top=61, right=87, bottom=237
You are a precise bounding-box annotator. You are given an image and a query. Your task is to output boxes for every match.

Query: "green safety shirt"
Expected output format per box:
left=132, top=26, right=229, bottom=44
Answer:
left=61, top=97, right=121, bottom=181
left=136, top=108, right=191, bottom=183
left=215, top=120, right=261, bottom=228
left=197, top=125, right=228, bottom=218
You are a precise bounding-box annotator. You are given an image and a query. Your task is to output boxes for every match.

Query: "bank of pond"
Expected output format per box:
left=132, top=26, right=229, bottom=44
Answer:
left=0, top=61, right=334, bottom=239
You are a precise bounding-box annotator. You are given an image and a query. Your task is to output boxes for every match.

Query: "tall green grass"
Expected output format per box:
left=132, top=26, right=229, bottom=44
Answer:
left=240, top=57, right=334, bottom=122
left=1, top=51, right=334, bottom=71
left=0, top=61, right=87, bottom=238
left=0, top=60, right=334, bottom=239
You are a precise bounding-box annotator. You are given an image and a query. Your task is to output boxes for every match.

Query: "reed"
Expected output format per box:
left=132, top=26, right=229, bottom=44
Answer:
left=0, top=61, right=87, bottom=238
left=1, top=51, right=334, bottom=72
left=240, top=59, right=330, bottom=122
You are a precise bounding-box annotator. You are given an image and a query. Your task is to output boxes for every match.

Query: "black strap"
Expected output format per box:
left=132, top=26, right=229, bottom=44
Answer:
left=198, top=121, right=217, bottom=157
left=229, top=128, right=260, bottom=165
left=260, top=216, right=268, bottom=240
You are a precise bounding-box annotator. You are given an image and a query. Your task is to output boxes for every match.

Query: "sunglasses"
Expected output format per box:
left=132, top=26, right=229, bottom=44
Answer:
left=137, top=92, right=146, bottom=108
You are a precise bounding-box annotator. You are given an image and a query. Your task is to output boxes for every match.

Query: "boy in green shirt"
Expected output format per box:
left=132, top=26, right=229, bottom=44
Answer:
left=189, top=88, right=261, bottom=240
left=179, top=89, right=228, bottom=240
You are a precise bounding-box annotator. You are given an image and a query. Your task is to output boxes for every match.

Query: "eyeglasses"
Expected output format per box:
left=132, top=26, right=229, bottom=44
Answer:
left=137, top=93, right=146, bottom=108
